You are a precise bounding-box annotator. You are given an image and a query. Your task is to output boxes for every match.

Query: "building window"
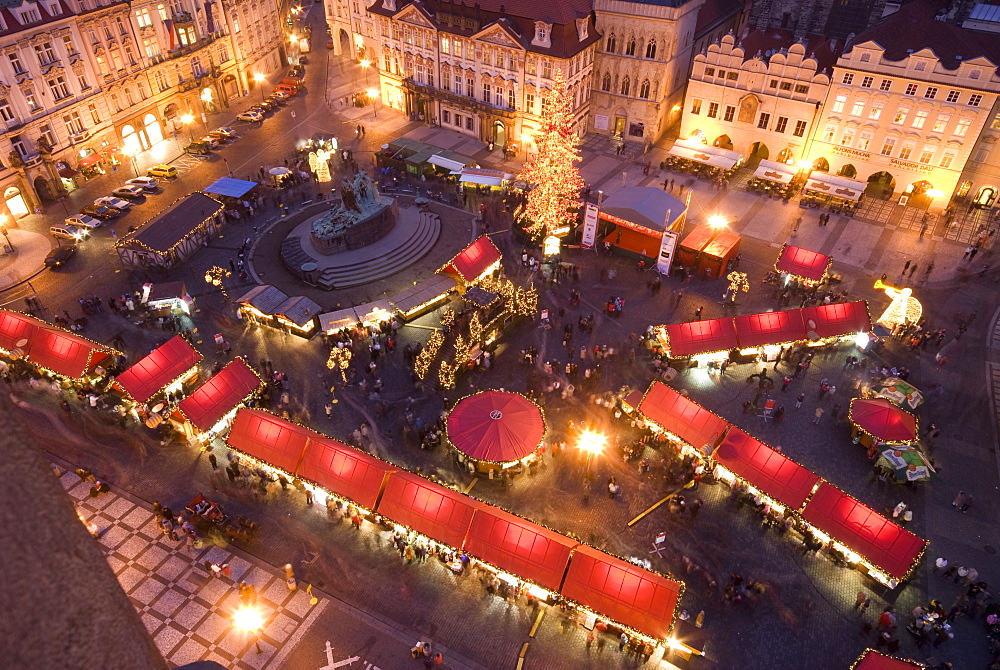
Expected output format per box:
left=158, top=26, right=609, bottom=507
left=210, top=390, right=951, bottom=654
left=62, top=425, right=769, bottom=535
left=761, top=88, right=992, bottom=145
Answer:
left=508, top=88, right=515, bottom=109
left=892, top=107, right=909, bottom=124
left=620, top=76, right=630, bottom=96
left=645, top=39, right=656, bottom=59
left=690, top=98, right=702, bottom=114
left=62, top=35, right=77, bottom=55
left=904, top=83, right=918, bottom=96
left=467, top=78, right=474, bottom=97
left=955, top=118, right=971, bottom=136
left=933, top=113, right=950, bottom=133
left=924, top=86, right=938, bottom=99
left=135, top=8, right=152, bottom=27
left=38, top=124, right=55, bottom=147
left=723, top=105, right=735, bottom=122
left=541, top=96, right=550, bottom=116
left=601, top=73, right=611, bottom=91
left=717, top=70, right=725, bottom=79
left=879, top=79, right=892, bottom=91
left=840, top=127, right=855, bottom=145
left=727, top=72, right=738, bottom=81
left=868, top=101, right=884, bottom=120
left=639, top=79, right=650, bottom=99
left=860, top=53, right=871, bottom=62
left=793, top=120, right=807, bottom=136
left=757, top=112, right=770, bottom=129
left=87, top=102, right=99, bottom=125
left=541, top=60, right=552, bottom=79
left=970, top=69, right=981, bottom=80
left=625, top=38, right=635, bottom=56
left=525, top=92, right=534, bottom=113
left=34, top=42, right=56, bottom=65
left=606, top=33, right=616, bottom=53
left=881, top=137, right=896, bottom=155
left=495, top=88, right=503, bottom=106
left=775, top=116, right=788, bottom=133
left=940, top=152, right=954, bottom=168
left=10, top=134, right=27, bottom=158
left=77, top=73, right=89, bottom=90
left=442, top=110, right=450, bottom=124
left=861, top=76, right=873, bottom=88
left=794, top=84, right=809, bottom=94
left=918, top=147, right=934, bottom=164
left=898, top=141, right=914, bottom=160
left=912, top=109, right=928, bottom=129
left=704, top=67, right=715, bottom=77
left=914, top=61, right=926, bottom=71
left=47, top=76, right=70, bottom=100
left=991, top=112, right=1000, bottom=130
left=177, top=26, right=196, bottom=46
left=851, top=100, right=864, bottom=116
left=969, top=93, right=983, bottom=107
left=858, top=131, right=872, bottom=150
left=946, top=90, right=960, bottom=103
left=780, top=81, right=792, bottom=91
left=482, top=82, right=490, bottom=102
left=707, top=102, right=718, bottom=118
left=466, top=116, right=473, bottom=131
left=842, top=73, right=854, bottom=84
left=7, top=53, right=25, bottom=75
left=63, top=110, right=84, bottom=135
left=441, top=37, right=449, bottom=54
left=24, top=87, right=39, bottom=110
left=832, top=94, right=847, bottom=113
left=0, top=98, right=14, bottom=123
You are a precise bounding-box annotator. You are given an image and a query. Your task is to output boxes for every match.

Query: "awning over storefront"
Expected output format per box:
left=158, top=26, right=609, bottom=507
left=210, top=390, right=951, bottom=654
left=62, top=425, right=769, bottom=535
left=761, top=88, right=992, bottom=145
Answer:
left=375, top=471, right=482, bottom=549
left=734, top=309, right=807, bottom=349
left=664, top=317, right=739, bottom=356
left=439, top=235, right=502, bottom=284
left=28, top=326, right=118, bottom=380
left=852, top=648, right=926, bottom=670
left=667, top=144, right=738, bottom=170
left=561, top=544, right=683, bottom=640
left=115, top=335, right=202, bottom=403
left=297, top=436, right=397, bottom=510
left=446, top=391, right=546, bottom=463
left=713, top=428, right=820, bottom=510
left=427, top=154, right=468, bottom=172
left=801, top=300, right=871, bottom=340
left=203, top=177, right=258, bottom=199
left=753, top=160, right=796, bottom=184
left=58, top=166, right=80, bottom=178
left=78, top=153, right=103, bottom=168
left=775, top=244, right=831, bottom=282
left=226, top=408, right=311, bottom=474
left=464, top=506, right=577, bottom=591
left=801, top=482, right=927, bottom=581
left=803, top=173, right=865, bottom=202
left=177, top=357, right=263, bottom=432
left=638, top=382, right=729, bottom=452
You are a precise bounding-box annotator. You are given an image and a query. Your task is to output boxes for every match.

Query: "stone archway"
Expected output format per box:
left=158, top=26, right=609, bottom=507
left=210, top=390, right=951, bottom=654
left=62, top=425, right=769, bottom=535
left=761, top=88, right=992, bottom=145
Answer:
left=867, top=171, right=896, bottom=199
left=749, top=141, right=769, bottom=160
left=776, top=148, right=794, bottom=164
left=340, top=29, right=351, bottom=57
left=714, top=134, right=734, bottom=150
left=812, top=157, right=830, bottom=172
left=837, top=164, right=857, bottom=178
left=144, top=113, right=163, bottom=145
left=974, top=185, right=997, bottom=208
left=33, top=176, right=53, bottom=203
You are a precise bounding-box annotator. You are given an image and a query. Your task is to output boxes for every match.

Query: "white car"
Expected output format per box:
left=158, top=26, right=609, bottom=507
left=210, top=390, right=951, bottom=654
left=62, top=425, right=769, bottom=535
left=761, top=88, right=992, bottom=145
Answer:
left=237, top=110, right=263, bottom=122
left=64, top=214, right=102, bottom=230
left=112, top=185, right=146, bottom=201
left=125, top=177, right=159, bottom=191
left=94, top=196, right=132, bottom=210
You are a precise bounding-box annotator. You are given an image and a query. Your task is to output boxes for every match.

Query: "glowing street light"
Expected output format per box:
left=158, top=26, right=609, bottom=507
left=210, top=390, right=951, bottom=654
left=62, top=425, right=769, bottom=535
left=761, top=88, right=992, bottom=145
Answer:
left=232, top=605, right=265, bottom=654
left=367, top=88, right=379, bottom=119
left=254, top=73, right=266, bottom=102
left=180, top=113, right=195, bottom=142
left=577, top=429, right=606, bottom=479
left=707, top=215, right=728, bottom=229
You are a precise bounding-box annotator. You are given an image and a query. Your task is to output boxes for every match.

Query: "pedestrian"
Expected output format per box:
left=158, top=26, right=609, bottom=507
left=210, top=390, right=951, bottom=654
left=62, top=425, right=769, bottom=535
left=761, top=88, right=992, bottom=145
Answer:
left=694, top=306, right=703, bottom=320
left=619, top=632, right=628, bottom=651
left=324, top=402, right=333, bottom=418
left=795, top=393, right=804, bottom=409
left=305, top=488, right=313, bottom=506
left=855, top=591, right=868, bottom=609
left=812, top=407, right=824, bottom=424
left=208, top=452, right=218, bottom=470
left=781, top=375, right=792, bottom=392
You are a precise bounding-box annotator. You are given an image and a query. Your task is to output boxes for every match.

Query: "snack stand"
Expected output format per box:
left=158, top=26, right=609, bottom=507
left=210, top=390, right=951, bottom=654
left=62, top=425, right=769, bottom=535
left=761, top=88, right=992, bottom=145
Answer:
left=141, top=281, right=195, bottom=315
left=445, top=390, right=546, bottom=477
left=677, top=223, right=740, bottom=278
left=638, top=381, right=729, bottom=457
left=113, top=335, right=202, bottom=422
left=596, top=187, right=686, bottom=260
left=438, top=235, right=502, bottom=288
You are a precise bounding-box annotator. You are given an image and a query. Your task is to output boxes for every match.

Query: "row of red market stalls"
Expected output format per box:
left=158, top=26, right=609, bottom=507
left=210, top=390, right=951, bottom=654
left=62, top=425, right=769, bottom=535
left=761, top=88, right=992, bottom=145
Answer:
left=0, top=309, right=120, bottom=384
left=651, top=300, right=872, bottom=364
left=638, top=381, right=927, bottom=587
left=224, top=406, right=685, bottom=643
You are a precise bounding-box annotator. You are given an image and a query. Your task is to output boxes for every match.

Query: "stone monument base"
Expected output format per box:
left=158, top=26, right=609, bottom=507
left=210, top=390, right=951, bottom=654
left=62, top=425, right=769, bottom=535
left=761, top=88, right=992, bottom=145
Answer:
left=309, top=199, right=398, bottom=256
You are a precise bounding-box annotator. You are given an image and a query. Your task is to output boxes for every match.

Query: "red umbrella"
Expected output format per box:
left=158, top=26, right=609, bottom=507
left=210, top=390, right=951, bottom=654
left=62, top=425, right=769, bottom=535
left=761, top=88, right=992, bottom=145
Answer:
left=849, top=398, right=917, bottom=443
left=446, top=391, right=546, bottom=463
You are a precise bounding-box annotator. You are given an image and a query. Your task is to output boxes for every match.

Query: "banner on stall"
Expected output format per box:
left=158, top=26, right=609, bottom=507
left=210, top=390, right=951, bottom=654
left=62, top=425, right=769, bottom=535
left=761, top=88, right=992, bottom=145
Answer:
left=581, top=203, right=599, bottom=249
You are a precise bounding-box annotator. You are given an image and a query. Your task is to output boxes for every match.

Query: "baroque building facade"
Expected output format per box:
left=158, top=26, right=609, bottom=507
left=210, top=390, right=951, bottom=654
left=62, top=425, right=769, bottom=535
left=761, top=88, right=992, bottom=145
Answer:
left=0, top=0, right=284, bottom=220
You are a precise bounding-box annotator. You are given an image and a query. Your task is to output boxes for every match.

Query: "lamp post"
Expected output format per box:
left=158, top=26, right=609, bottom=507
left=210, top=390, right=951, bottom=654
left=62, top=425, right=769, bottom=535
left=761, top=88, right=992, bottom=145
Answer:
left=181, top=114, right=195, bottom=143
left=0, top=214, right=13, bottom=251
left=123, top=148, right=139, bottom=177
left=367, top=88, right=379, bottom=119
left=360, top=59, right=371, bottom=88
left=254, top=73, right=266, bottom=102
left=232, top=605, right=265, bottom=654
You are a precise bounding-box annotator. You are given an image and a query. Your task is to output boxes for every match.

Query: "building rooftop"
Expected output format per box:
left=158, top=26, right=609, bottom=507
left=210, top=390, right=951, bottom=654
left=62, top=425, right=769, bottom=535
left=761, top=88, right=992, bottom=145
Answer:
left=738, top=28, right=841, bottom=72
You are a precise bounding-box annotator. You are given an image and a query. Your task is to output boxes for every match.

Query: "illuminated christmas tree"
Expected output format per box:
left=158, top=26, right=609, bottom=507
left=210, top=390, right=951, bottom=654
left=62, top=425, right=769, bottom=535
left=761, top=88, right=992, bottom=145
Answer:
left=516, top=70, right=584, bottom=240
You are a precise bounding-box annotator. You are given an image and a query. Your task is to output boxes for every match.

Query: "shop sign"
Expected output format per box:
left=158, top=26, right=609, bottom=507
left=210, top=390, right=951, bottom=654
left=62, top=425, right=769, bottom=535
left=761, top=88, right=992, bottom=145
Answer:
left=657, top=229, right=679, bottom=276
left=833, top=146, right=871, bottom=160
left=889, top=158, right=934, bottom=174
left=581, top=203, right=599, bottom=249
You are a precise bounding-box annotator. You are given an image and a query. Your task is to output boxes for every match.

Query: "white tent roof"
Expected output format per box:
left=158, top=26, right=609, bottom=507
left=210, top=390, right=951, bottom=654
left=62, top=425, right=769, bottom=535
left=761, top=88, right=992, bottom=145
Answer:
left=753, top=160, right=797, bottom=184
left=427, top=154, right=467, bottom=172
left=804, top=173, right=865, bottom=202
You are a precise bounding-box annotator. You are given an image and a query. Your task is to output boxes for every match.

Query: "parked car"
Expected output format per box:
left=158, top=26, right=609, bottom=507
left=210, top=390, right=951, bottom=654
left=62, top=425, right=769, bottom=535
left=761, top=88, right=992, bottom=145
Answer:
left=125, top=177, right=159, bottom=191
left=146, top=164, right=178, bottom=178
left=45, top=245, right=77, bottom=268
left=209, top=128, right=236, bottom=141
left=184, top=141, right=212, bottom=156
left=255, top=100, right=276, bottom=112
left=199, top=135, right=221, bottom=149
left=237, top=110, right=263, bottom=122
left=80, top=204, right=121, bottom=220
left=64, top=215, right=102, bottom=231
left=271, top=90, right=290, bottom=101
left=267, top=95, right=288, bottom=107
left=112, top=185, right=146, bottom=201
left=50, top=224, right=89, bottom=241
left=94, top=196, right=132, bottom=210
left=288, top=65, right=304, bottom=78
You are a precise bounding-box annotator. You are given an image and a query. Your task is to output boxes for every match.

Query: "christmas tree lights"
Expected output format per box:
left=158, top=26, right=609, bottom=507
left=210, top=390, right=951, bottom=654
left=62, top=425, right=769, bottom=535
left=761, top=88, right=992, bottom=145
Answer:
left=515, top=71, right=585, bottom=240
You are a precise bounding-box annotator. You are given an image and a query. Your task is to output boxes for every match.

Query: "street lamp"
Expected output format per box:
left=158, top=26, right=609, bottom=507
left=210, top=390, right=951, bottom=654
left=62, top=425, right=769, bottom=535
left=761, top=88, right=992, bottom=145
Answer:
left=367, top=88, right=379, bottom=119
left=0, top=214, right=13, bottom=252
left=254, top=73, right=266, bottom=102
left=180, top=114, right=195, bottom=142
left=232, top=605, right=265, bottom=654
left=707, top=215, right=728, bottom=229
left=577, top=430, right=606, bottom=477
left=122, top=147, right=139, bottom=177
left=360, top=59, right=372, bottom=88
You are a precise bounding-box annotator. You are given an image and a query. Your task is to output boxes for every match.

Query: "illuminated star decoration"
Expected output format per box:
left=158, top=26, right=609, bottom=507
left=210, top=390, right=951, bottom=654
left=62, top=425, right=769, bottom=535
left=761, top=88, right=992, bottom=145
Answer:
left=874, top=282, right=922, bottom=329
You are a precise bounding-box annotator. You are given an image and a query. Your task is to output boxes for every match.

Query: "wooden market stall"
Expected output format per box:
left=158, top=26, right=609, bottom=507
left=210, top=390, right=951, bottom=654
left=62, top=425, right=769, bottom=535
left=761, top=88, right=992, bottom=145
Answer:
left=0, top=309, right=120, bottom=384
left=375, top=471, right=484, bottom=550
left=273, top=295, right=321, bottom=338
left=115, top=193, right=225, bottom=270
left=438, top=235, right=502, bottom=287
left=173, top=357, right=263, bottom=439
left=113, top=335, right=202, bottom=409
left=597, top=187, right=686, bottom=259
left=851, top=648, right=926, bottom=669
left=445, top=390, right=546, bottom=475
left=712, top=428, right=821, bottom=512
left=775, top=244, right=832, bottom=284
left=638, top=381, right=730, bottom=455
left=677, top=223, right=741, bottom=278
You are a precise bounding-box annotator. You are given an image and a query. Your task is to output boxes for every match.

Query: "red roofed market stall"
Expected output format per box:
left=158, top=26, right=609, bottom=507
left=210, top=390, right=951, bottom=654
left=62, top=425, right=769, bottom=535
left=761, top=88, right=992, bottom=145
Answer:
left=226, top=408, right=312, bottom=475
left=297, top=436, right=397, bottom=511
left=114, top=335, right=202, bottom=405
left=849, top=398, right=918, bottom=444
left=733, top=309, right=807, bottom=349
left=28, top=325, right=118, bottom=381
left=775, top=244, right=832, bottom=283
left=174, top=357, right=263, bottom=438
left=0, top=309, right=39, bottom=355
left=677, top=223, right=741, bottom=279
left=438, top=235, right=501, bottom=286
left=801, top=482, right=927, bottom=585
left=464, top=506, right=577, bottom=591
left=802, top=301, right=872, bottom=340
left=712, top=428, right=820, bottom=511
left=638, top=381, right=729, bottom=454
left=561, top=544, right=683, bottom=640
left=446, top=390, right=546, bottom=474
left=851, top=648, right=926, bottom=669
left=663, top=317, right=739, bottom=357
left=376, top=471, right=482, bottom=550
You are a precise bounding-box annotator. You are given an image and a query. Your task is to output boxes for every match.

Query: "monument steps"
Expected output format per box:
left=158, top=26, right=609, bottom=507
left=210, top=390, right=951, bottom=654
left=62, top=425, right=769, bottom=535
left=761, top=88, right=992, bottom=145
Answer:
left=315, top=211, right=441, bottom=290
left=280, top=236, right=312, bottom=270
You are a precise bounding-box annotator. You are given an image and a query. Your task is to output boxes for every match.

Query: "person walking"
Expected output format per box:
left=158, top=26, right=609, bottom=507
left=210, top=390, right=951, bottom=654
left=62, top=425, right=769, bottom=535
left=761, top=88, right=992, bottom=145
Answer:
left=795, top=393, right=805, bottom=409
left=812, top=407, right=824, bottom=424
left=855, top=591, right=868, bottom=610
left=694, top=306, right=703, bottom=320
left=208, top=452, right=218, bottom=470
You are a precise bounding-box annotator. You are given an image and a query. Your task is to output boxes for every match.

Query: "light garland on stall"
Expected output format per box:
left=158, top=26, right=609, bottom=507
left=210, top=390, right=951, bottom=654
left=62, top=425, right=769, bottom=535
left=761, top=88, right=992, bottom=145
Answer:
left=848, top=648, right=926, bottom=669
left=469, top=312, right=482, bottom=344
left=443, top=389, right=548, bottom=466
left=773, top=243, right=834, bottom=286
left=114, top=194, right=225, bottom=254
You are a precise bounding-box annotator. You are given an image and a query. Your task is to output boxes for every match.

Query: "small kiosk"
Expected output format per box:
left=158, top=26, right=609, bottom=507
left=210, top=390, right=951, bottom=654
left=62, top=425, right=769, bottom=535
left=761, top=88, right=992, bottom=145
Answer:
left=597, top=187, right=686, bottom=260
left=115, top=193, right=226, bottom=270
left=438, top=235, right=502, bottom=288
left=113, top=335, right=202, bottom=412
left=774, top=244, right=832, bottom=286
left=173, top=357, right=264, bottom=441
left=446, top=390, right=546, bottom=476
left=142, top=281, right=194, bottom=315
left=678, top=223, right=741, bottom=278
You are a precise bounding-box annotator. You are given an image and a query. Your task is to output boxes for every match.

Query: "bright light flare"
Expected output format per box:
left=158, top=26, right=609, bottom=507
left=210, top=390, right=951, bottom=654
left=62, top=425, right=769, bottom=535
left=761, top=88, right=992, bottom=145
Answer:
left=926, top=189, right=943, bottom=198
left=707, top=215, right=728, bottom=228
left=366, top=88, right=379, bottom=98
left=232, top=605, right=264, bottom=633
left=577, top=430, right=606, bottom=456
left=180, top=114, right=194, bottom=124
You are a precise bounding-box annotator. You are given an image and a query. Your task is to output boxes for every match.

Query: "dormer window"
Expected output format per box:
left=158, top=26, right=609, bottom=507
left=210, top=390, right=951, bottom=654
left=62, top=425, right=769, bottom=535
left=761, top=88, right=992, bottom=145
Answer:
left=382, top=0, right=395, bottom=12
left=859, top=53, right=871, bottom=62
left=19, top=8, right=41, bottom=23
left=532, top=21, right=551, bottom=48
left=575, top=17, right=588, bottom=41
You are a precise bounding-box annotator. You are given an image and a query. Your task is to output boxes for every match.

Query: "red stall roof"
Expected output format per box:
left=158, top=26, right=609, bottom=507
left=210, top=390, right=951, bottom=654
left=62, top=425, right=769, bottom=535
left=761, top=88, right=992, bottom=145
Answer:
left=638, top=381, right=729, bottom=451
left=178, top=358, right=263, bottom=432
left=297, top=436, right=397, bottom=510
left=439, top=235, right=501, bottom=283
left=28, top=326, right=117, bottom=379
left=446, top=391, right=546, bottom=463
left=849, top=398, right=918, bottom=443
left=701, top=231, right=740, bottom=259
left=776, top=245, right=831, bottom=281
left=665, top=317, right=739, bottom=356
left=802, top=482, right=927, bottom=580
left=561, top=544, right=682, bottom=640
left=375, top=471, right=481, bottom=549
left=678, top=223, right=715, bottom=253
left=115, top=335, right=202, bottom=403
left=802, top=300, right=871, bottom=340
left=734, top=309, right=807, bottom=349
left=226, top=408, right=311, bottom=475
left=852, top=649, right=926, bottom=670
left=0, top=309, right=39, bottom=352
left=713, top=428, right=820, bottom=510
left=464, top=507, right=577, bottom=591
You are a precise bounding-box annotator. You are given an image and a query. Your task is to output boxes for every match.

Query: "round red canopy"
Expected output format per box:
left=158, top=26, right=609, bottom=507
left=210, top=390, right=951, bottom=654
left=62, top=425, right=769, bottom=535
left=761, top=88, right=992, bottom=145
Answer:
left=849, top=398, right=917, bottom=443
left=447, top=391, right=546, bottom=463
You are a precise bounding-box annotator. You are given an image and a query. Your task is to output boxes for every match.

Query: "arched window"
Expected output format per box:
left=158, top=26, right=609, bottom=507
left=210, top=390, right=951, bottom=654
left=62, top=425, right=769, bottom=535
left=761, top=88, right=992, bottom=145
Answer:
left=621, top=76, right=630, bottom=96
left=625, top=38, right=636, bottom=56
left=601, top=72, right=611, bottom=91
left=645, top=39, right=657, bottom=59
left=606, top=33, right=616, bottom=53
left=639, top=79, right=650, bottom=99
